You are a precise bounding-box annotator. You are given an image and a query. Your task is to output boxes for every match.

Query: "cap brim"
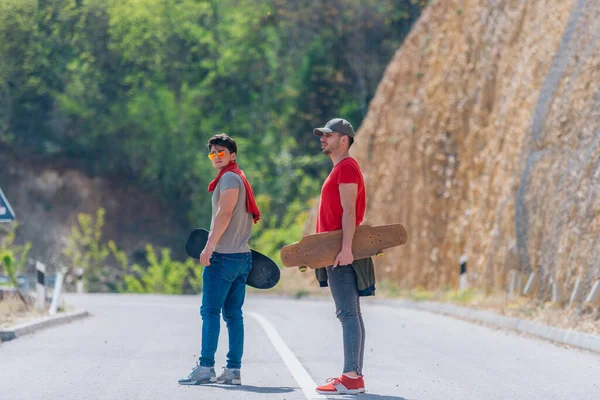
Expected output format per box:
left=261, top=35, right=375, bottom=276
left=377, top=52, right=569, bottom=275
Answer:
left=313, top=128, right=333, bottom=137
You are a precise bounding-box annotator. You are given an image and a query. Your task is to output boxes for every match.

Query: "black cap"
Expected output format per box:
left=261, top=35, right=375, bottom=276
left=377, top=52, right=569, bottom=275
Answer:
left=313, top=118, right=355, bottom=137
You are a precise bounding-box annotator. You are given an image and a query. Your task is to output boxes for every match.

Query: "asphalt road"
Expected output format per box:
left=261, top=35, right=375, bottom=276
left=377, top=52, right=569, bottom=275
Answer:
left=1, top=294, right=599, bottom=400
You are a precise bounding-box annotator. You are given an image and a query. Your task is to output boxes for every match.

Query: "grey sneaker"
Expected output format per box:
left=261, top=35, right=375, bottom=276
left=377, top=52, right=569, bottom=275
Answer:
left=178, top=363, right=216, bottom=385
left=217, top=367, right=241, bottom=385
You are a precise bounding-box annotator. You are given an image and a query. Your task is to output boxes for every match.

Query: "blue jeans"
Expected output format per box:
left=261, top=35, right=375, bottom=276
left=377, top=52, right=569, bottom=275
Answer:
left=200, top=252, right=252, bottom=369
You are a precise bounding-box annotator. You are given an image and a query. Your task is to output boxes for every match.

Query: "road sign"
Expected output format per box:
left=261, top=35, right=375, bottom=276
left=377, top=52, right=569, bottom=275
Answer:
left=0, top=187, right=16, bottom=222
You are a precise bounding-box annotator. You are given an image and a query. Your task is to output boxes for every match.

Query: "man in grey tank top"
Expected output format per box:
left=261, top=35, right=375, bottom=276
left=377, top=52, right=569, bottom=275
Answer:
left=179, top=134, right=259, bottom=386
left=209, top=172, right=253, bottom=254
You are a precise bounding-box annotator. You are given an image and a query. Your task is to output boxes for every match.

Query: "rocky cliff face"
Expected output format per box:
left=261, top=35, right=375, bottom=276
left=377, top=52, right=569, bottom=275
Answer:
left=351, top=0, right=600, bottom=293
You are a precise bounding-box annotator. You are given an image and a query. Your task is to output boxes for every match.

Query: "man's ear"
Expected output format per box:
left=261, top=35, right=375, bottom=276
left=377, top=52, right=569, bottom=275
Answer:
left=231, top=152, right=236, bottom=161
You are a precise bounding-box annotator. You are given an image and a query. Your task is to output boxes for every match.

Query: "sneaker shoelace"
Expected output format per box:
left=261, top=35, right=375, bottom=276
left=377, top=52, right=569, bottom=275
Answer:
left=325, top=377, right=345, bottom=390
left=188, top=362, right=201, bottom=378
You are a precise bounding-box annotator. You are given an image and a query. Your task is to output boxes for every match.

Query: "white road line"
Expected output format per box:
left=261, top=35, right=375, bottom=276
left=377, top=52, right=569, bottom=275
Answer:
left=248, top=311, right=328, bottom=400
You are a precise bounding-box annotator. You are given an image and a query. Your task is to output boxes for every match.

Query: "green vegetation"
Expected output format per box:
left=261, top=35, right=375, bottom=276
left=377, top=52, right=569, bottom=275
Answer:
left=63, top=208, right=128, bottom=292
left=63, top=208, right=203, bottom=294
left=0, top=223, right=32, bottom=300
left=122, top=245, right=203, bottom=294
left=378, top=280, right=481, bottom=304
left=0, top=0, right=426, bottom=292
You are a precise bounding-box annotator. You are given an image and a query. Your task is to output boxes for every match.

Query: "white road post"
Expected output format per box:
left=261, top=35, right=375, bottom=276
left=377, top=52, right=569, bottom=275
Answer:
left=569, top=277, right=584, bottom=306
left=49, top=270, right=65, bottom=316
left=523, top=272, right=538, bottom=296
left=76, top=267, right=84, bottom=293
left=459, top=254, right=468, bottom=290
left=585, top=280, right=600, bottom=305
left=35, top=261, right=46, bottom=312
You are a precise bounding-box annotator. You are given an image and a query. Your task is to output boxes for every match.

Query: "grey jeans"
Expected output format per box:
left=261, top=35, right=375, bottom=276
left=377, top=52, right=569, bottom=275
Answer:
left=326, top=264, right=365, bottom=375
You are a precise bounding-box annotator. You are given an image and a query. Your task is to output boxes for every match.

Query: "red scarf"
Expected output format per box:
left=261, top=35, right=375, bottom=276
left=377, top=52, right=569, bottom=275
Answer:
left=208, top=161, right=261, bottom=224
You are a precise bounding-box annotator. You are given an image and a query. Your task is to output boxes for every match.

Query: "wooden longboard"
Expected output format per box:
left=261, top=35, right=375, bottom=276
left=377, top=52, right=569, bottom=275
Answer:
left=280, top=224, right=408, bottom=270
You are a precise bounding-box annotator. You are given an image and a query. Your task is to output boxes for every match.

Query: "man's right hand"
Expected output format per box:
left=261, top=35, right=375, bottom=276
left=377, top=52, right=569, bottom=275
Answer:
left=200, top=242, right=215, bottom=266
left=333, top=247, right=354, bottom=268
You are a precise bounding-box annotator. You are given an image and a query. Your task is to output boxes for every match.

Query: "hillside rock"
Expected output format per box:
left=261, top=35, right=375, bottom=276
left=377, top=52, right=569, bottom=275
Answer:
left=351, top=0, right=600, bottom=293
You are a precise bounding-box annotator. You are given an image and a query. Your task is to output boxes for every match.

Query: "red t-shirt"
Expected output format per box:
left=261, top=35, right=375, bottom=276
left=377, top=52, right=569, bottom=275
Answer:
left=316, top=157, right=366, bottom=233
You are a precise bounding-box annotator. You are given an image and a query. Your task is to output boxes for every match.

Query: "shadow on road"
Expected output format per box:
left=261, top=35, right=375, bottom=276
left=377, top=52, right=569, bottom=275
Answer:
left=330, top=394, right=412, bottom=400
left=213, top=384, right=296, bottom=394
left=214, top=385, right=412, bottom=399
left=358, top=395, right=412, bottom=400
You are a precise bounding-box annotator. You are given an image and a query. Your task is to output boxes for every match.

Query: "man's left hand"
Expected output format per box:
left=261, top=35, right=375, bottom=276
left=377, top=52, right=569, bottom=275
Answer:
left=333, top=248, right=354, bottom=268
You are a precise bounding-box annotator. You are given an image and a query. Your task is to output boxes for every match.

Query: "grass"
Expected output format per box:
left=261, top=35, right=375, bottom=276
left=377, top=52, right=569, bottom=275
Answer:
left=378, top=280, right=403, bottom=297
left=440, top=289, right=478, bottom=303
left=372, top=281, right=599, bottom=335
left=408, top=287, right=436, bottom=301
left=377, top=280, right=480, bottom=303
left=293, top=289, right=311, bottom=299
left=0, top=295, right=39, bottom=328
left=248, top=270, right=600, bottom=336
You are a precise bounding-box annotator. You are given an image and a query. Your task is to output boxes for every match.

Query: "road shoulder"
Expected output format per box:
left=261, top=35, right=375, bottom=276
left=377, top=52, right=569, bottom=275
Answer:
left=0, top=309, right=89, bottom=342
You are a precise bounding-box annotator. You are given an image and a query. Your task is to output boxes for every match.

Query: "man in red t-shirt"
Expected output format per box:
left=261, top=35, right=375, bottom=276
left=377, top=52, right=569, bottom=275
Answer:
left=312, top=118, right=374, bottom=396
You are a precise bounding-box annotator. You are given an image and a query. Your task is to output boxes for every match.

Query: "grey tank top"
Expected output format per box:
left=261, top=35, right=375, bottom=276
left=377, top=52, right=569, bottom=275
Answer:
left=210, top=172, right=252, bottom=253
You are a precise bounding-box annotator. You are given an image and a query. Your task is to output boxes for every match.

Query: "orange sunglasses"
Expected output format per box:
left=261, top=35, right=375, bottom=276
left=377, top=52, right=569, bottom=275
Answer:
left=208, top=150, right=226, bottom=160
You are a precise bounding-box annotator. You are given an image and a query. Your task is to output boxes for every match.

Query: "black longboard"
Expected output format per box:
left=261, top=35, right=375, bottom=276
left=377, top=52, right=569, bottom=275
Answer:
left=185, top=229, right=280, bottom=290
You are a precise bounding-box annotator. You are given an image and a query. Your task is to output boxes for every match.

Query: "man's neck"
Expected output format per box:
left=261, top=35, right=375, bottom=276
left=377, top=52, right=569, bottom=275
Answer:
left=216, top=161, right=236, bottom=172
left=330, top=151, right=351, bottom=166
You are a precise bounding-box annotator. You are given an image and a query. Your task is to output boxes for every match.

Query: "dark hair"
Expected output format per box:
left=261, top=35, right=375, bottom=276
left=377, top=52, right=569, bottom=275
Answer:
left=347, top=136, right=354, bottom=148
left=207, top=133, right=237, bottom=154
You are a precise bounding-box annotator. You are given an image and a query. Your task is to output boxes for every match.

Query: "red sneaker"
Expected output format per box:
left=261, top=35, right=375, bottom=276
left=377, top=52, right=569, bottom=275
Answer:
left=316, top=374, right=365, bottom=395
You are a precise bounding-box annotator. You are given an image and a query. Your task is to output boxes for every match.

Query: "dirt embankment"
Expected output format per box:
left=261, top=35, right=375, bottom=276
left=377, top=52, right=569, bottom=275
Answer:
left=348, top=0, right=600, bottom=300
left=0, top=147, right=188, bottom=272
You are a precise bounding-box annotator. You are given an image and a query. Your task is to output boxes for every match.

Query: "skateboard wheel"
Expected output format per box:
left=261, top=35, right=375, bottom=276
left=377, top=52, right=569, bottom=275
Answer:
left=376, top=251, right=384, bottom=256
left=299, top=266, right=307, bottom=272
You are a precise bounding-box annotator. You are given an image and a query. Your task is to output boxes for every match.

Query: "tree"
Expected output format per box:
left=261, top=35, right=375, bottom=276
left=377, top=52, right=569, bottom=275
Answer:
left=63, top=208, right=127, bottom=292
left=122, top=245, right=203, bottom=294
left=0, top=223, right=32, bottom=303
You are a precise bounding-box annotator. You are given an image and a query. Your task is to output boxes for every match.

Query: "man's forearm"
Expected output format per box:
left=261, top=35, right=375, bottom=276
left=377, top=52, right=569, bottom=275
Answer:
left=207, top=210, right=233, bottom=248
left=341, top=209, right=356, bottom=251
